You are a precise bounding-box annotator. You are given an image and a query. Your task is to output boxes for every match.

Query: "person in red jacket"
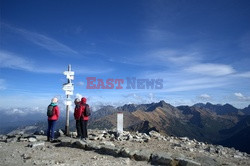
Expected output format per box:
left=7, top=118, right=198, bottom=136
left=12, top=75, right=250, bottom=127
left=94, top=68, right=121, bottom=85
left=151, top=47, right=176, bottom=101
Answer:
left=81, top=97, right=89, bottom=140
left=47, top=97, right=60, bottom=142
left=74, top=97, right=89, bottom=140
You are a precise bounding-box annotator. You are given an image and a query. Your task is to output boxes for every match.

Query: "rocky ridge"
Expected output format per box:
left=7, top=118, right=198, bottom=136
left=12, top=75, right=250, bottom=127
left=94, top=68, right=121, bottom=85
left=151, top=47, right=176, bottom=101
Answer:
left=0, top=129, right=249, bottom=166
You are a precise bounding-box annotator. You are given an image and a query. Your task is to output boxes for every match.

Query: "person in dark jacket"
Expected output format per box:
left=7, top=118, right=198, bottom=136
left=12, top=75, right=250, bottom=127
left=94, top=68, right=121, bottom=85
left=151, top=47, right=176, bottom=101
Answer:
left=74, top=97, right=89, bottom=140
left=74, top=98, right=82, bottom=138
left=47, top=97, right=60, bottom=142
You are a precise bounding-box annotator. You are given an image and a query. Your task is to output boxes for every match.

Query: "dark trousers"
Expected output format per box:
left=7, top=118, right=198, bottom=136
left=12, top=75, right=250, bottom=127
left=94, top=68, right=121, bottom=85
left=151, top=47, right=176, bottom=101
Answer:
left=47, top=120, right=56, bottom=140
left=76, top=119, right=83, bottom=138
left=83, top=120, right=88, bottom=138
left=76, top=119, right=88, bottom=139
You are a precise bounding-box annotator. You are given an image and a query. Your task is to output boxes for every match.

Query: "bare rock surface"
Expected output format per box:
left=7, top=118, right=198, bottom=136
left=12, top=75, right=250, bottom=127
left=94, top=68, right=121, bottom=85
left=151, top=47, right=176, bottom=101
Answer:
left=0, top=141, right=148, bottom=166
left=0, top=129, right=249, bottom=166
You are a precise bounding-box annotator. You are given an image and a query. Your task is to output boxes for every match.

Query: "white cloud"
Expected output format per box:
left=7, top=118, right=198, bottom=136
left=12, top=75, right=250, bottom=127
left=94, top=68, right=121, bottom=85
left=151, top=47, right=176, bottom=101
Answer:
left=234, top=93, right=250, bottom=101
left=198, top=94, right=211, bottom=101
left=0, top=50, right=65, bottom=74
left=75, top=67, right=113, bottom=75
left=148, top=49, right=200, bottom=66
left=143, top=28, right=176, bottom=43
left=3, top=23, right=78, bottom=56
left=0, top=50, right=34, bottom=71
left=143, top=70, right=229, bottom=92
left=21, top=30, right=78, bottom=56
left=0, top=79, right=6, bottom=90
left=166, top=83, right=226, bottom=92
left=185, top=63, right=236, bottom=76
left=234, top=71, right=250, bottom=78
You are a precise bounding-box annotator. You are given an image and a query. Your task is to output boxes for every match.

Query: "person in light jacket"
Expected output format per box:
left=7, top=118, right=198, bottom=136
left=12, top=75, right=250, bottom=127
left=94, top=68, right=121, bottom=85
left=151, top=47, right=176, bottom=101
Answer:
left=47, top=97, right=60, bottom=142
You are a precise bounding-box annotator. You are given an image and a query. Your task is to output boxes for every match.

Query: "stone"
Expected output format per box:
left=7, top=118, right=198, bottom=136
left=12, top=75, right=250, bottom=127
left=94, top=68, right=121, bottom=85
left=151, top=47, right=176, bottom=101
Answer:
left=34, top=130, right=45, bottom=135
left=6, top=137, right=18, bottom=143
left=58, top=137, right=74, bottom=146
left=189, top=148, right=194, bottom=152
left=34, top=135, right=47, bottom=141
left=58, top=129, right=64, bottom=137
left=176, top=158, right=201, bottom=166
left=21, top=153, right=32, bottom=160
left=120, top=147, right=138, bottom=159
left=102, top=130, right=108, bottom=134
left=85, top=142, right=102, bottom=151
left=134, top=149, right=152, bottom=161
left=171, top=153, right=185, bottom=159
left=180, top=137, right=190, bottom=141
left=28, top=141, right=45, bottom=148
left=0, top=135, right=7, bottom=142
left=120, top=147, right=132, bottom=158
left=75, top=140, right=87, bottom=149
left=151, top=152, right=173, bottom=165
left=99, top=145, right=121, bottom=156
left=205, top=146, right=216, bottom=153
left=121, top=158, right=131, bottom=165
left=149, top=130, right=161, bottom=138
left=89, top=136, right=99, bottom=141
left=19, top=138, right=28, bottom=142
left=234, top=154, right=245, bottom=159
left=195, top=156, right=218, bottom=166
left=70, top=132, right=77, bottom=138
left=99, top=141, right=115, bottom=147
left=28, top=137, right=37, bottom=142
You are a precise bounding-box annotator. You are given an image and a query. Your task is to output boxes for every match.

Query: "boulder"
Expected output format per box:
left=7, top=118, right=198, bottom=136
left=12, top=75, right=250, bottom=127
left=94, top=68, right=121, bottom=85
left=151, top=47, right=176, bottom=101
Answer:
left=151, top=152, right=173, bottom=165
left=134, top=149, right=152, bottom=161
left=176, top=158, right=201, bottom=166
left=28, top=141, right=45, bottom=148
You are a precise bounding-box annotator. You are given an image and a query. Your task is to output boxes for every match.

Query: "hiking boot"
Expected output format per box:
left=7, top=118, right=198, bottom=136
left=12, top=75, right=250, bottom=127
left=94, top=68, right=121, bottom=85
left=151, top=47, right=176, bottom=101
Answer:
left=81, top=137, right=86, bottom=142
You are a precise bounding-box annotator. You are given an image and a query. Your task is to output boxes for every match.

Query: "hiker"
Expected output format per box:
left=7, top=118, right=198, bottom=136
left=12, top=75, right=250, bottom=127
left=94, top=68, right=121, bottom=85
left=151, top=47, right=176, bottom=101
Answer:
left=74, top=97, right=90, bottom=140
left=81, top=97, right=90, bottom=140
left=47, top=97, right=60, bottom=142
left=74, top=98, right=82, bottom=138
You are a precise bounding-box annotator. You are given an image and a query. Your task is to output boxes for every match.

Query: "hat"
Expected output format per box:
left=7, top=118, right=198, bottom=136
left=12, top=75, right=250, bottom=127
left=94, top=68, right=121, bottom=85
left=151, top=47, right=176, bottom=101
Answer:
left=74, top=98, right=80, bottom=104
left=51, top=97, right=58, bottom=103
left=81, top=97, right=87, bottom=103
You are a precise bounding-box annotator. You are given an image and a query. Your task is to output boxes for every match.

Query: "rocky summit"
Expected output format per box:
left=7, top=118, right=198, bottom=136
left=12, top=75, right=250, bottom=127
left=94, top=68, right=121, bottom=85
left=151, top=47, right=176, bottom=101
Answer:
left=0, top=129, right=249, bottom=166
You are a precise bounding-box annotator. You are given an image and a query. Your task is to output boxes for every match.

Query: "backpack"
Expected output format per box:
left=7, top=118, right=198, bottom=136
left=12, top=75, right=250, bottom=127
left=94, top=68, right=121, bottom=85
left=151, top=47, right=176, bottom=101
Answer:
left=83, top=104, right=91, bottom=116
left=47, top=105, right=55, bottom=117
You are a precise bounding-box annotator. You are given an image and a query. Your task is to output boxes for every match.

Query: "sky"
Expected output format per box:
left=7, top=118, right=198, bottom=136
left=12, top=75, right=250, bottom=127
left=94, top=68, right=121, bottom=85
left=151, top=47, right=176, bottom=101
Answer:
left=0, top=0, right=250, bottom=111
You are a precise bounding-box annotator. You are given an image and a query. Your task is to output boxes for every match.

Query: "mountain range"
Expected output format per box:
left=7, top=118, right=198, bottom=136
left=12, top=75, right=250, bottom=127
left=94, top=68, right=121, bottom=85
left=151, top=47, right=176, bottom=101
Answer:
left=1, top=101, right=250, bottom=153
left=88, top=101, right=250, bottom=153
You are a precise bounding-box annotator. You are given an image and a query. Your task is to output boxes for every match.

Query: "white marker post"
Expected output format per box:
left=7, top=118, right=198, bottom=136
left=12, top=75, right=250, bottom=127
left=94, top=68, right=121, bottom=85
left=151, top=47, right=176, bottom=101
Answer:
left=62, top=64, right=74, bottom=136
left=117, top=112, right=123, bottom=136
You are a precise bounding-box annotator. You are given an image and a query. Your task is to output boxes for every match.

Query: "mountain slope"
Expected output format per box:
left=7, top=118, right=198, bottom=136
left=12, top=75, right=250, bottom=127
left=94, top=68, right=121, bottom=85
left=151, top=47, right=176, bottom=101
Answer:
left=193, top=102, right=239, bottom=115
left=218, top=116, right=250, bottom=153
left=88, top=101, right=250, bottom=153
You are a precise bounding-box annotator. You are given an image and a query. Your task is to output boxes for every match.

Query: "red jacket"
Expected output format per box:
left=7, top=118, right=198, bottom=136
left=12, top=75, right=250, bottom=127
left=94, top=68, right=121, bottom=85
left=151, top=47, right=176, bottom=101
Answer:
left=48, top=105, right=60, bottom=121
left=74, top=97, right=89, bottom=121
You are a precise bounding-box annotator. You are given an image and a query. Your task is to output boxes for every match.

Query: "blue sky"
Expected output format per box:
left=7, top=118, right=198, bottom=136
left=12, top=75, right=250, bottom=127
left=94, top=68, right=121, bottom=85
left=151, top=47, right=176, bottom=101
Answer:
left=0, top=0, right=250, bottom=110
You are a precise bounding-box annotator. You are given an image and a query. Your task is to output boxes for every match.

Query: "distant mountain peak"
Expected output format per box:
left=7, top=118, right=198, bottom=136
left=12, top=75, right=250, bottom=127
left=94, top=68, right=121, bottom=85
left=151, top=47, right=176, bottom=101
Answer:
left=193, top=102, right=238, bottom=115
left=155, top=100, right=168, bottom=108
left=117, top=103, right=138, bottom=112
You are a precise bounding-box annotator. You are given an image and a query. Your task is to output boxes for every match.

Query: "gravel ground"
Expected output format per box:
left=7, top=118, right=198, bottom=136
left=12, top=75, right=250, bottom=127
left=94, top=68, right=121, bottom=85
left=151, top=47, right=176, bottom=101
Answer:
left=0, top=140, right=150, bottom=166
left=112, top=139, right=250, bottom=166
left=1, top=133, right=249, bottom=166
